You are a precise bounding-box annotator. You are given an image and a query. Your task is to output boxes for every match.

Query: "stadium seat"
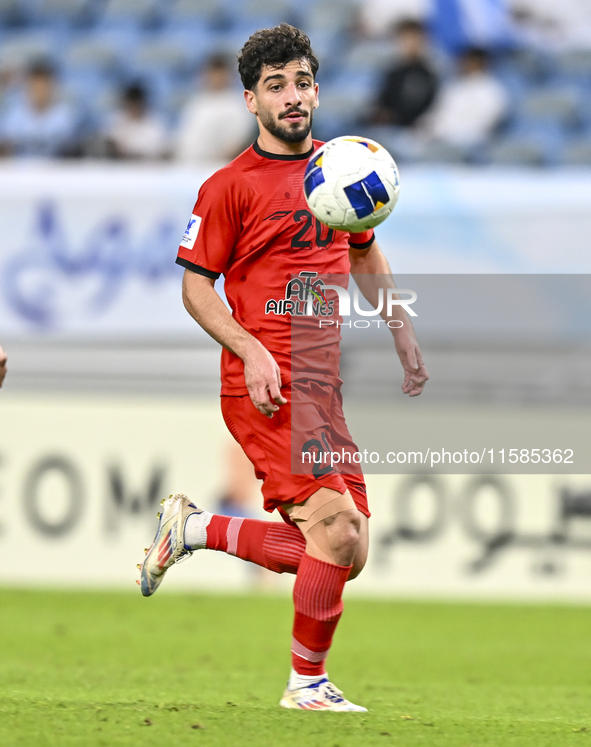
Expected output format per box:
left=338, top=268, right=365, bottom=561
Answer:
left=78, top=25, right=143, bottom=67
left=31, top=0, right=93, bottom=28
left=64, top=36, right=122, bottom=73
left=0, top=0, right=584, bottom=172
left=148, top=23, right=218, bottom=68
left=165, top=0, right=224, bottom=29
left=319, top=70, right=377, bottom=113
left=304, top=0, right=358, bottom=34
left=503, top=48, right=554, bottom=84
left=0, top=0, right=33, bottom=27
left=492, top=62, right=529, bottom=106
left=312, top=71, right=377, bottom=141
left=0, top=29, right=61, bottom=66
left=555, top=49, right=591, bottom=83
left=575, top=90, right=591, bottom=134
left=519, top=87, right=581, bottom=130
left=160, top=80, right=194, bottom=123
left=230, top=0, right=298, bottom=32
left=303, top=28, right=339, bottom=68
left=132, top=36, right=195, bottom=77
left=343, top=39, right=394, bottom=75
left=98, top=0, right=162, bottom=29
left=486, top=136, right=548, bottom=167
left=562, top=138, right=591, bottom=166
left=418, top=140, right=468, bottom=165
left=62, top=71, right=113, bottom=124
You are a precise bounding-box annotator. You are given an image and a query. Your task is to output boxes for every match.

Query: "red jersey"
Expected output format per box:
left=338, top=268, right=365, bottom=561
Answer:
left=176, top=140, right=374, bottom=395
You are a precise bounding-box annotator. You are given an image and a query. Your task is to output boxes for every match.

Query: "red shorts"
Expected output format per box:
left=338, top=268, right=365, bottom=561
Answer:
left=220, top=380, right=369, bottom=519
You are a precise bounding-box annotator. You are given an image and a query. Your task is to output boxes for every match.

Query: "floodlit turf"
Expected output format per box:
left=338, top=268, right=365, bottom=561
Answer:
left=1, top=590, right=591, bottom=746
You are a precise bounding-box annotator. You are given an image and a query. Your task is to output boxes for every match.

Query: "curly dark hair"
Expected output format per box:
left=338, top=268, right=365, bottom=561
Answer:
left=237, top=23, right=319, bottom=91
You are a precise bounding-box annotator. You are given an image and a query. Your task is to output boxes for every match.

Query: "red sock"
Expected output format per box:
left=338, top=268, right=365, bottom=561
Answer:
left=291, top=553, right=352, bottom=676
left=205, top=515, right=306, bottom=574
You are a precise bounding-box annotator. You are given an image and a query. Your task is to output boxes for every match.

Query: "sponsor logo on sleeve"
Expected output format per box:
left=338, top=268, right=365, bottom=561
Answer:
left=180, top=214, right=202, bottom=249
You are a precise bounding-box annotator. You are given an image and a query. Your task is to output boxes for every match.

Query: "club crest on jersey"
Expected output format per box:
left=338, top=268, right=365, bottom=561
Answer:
left=265, top=271, right=335, bottom=317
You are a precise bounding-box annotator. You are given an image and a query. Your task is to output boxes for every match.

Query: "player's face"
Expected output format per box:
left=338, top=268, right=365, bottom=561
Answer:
left=245, top=59, right=319, bottom=144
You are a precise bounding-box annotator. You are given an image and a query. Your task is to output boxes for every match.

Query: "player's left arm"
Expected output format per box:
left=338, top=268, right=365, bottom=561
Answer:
left=349, top=239, right=428, bottom=397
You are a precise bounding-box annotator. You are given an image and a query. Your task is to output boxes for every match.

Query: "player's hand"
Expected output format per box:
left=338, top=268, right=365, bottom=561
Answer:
left=242, top=340, right=287, bottom=417
left=0, top=346, right=7, bottom=388
left=394, top=330, right=428, bottom=397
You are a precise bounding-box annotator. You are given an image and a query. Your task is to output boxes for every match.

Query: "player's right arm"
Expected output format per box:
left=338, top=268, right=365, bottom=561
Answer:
left=177, top=171, right=286, bottom=418
left=182, top=270, right=286, bottom=418
left=0, top=345, right=7, bottom=387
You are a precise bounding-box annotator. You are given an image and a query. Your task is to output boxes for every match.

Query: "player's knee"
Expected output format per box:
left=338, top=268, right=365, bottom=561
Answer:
left=347, top=513, right=368, bottom=580
left=348, top=549, right=367, bottom=580
left=325, top=509, right=361, bottom=564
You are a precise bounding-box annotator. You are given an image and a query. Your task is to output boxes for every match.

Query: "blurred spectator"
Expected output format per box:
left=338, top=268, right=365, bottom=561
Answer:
left=431, top=0, right=515, bottom=53
left=0, top=345, right=6, bottom=387
left=0, top=60, right=82, bottom=158
left=421, top=47, right=509, bottom=149
left=359, top=0, right=514, bottom=51
left=173, top=53, right=254, bottom=166
left=103, top=83, right=169, bottom=160
left=358, top=0, right=431, bottom=39
left=510, top=0, right=591, bottom=51
left=366, top=19, right=438, bottom=128
left=0, top=62, right=19, bottom=116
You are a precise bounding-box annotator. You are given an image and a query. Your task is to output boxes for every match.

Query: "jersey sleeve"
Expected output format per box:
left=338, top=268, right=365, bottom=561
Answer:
left=176, top=170, right=241, bottom=279
left=348, top=229, right=375, bottom=250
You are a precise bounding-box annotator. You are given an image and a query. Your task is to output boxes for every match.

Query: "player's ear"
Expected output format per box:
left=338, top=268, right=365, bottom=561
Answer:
left=313, top=82, right=319, bottom=110
left=244, top=89, right=257, bottom=115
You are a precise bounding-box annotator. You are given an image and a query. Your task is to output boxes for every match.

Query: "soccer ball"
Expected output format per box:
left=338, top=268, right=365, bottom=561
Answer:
left=303, top=136, right=400, bottom=233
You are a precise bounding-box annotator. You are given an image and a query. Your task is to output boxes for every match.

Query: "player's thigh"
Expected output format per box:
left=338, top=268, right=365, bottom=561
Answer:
left=221, top=391, right=349, bottom=514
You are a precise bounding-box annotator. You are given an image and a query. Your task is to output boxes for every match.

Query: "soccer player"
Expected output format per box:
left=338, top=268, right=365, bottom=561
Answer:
left=0, top=345, right=7, bottom=387
left=139, top=24, right=428, bottom=711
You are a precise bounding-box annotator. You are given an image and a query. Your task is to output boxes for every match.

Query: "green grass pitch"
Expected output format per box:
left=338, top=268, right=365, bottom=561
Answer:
left=1, top=589, right=591, bottom=746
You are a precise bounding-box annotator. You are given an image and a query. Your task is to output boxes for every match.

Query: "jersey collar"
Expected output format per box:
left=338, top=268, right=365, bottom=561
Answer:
left=253, top=140, right=314, bottom=161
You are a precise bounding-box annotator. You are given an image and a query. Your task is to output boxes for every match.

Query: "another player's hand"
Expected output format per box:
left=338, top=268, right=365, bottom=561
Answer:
left=0, top=346, right=7, bottom=388
left=394, top=330, right=428, bottom=397
left=243, top=340, right=287, bottom=417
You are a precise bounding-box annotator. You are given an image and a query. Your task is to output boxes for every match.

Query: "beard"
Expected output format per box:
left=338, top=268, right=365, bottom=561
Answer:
left=258, top=107, right=313, bottom=144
